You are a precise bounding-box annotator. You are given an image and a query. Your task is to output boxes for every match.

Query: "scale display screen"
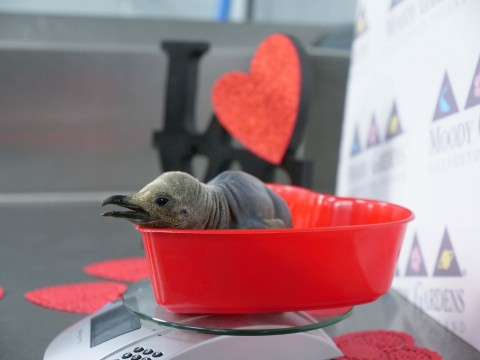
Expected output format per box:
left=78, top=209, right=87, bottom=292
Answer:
left=90, top=305, right=141, bottom=347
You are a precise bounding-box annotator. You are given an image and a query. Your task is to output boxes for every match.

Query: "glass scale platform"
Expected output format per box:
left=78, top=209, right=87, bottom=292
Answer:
left=122, top=279, right=354, bottom=337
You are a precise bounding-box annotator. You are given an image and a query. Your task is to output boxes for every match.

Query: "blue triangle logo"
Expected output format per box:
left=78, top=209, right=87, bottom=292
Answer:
left=391, top=0, right=405, bottom=9
left=386, top=103, right=403, bottom=140
left=351, top=126, right=362, bottom=156
left=405, top=235, right=428, bottom=276
left=465, top=55, right=480, bottom=109
left=433, top=73, right=459, bottom=121
left=367, top=116, right=381, bottom=148
left=433, top=228, right=462, bottom=277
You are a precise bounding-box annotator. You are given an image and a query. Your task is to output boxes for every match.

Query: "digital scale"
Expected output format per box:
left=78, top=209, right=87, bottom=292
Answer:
left=44, top=279, right=352, bottom=360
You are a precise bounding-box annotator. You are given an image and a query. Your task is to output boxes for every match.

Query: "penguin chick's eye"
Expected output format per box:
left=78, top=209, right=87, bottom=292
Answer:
left=155, top=197, right=169, bottom=206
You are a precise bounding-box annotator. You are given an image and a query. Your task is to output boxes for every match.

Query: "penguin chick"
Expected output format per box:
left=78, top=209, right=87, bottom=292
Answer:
left=102, top=170, right=292, bottom=229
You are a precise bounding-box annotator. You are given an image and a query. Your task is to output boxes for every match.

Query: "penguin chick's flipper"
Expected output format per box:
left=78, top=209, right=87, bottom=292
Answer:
left=264, top=219, right=287, bottom=229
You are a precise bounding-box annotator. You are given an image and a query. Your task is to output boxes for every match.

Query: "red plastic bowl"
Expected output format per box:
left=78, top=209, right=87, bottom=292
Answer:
left=136, top=184, right=413, bottom=314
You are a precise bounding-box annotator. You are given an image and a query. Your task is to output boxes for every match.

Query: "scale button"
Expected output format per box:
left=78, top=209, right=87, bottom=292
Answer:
left=134, top=346, right=145, bottom=353
left=122, top=353, right=133, bottom=359
left=143, top=349, right=153, bottom=355
left=132, top=355, right=142, bottom=360
left=152, top=352, right=163, bottom=357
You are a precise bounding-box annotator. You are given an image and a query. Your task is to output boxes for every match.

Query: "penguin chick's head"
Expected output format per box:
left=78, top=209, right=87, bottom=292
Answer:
left=102, top=172, right=206, bottom=229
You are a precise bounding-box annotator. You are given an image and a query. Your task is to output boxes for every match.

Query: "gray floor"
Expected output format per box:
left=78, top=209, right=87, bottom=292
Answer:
left=0, top=203, right=145, bottom=359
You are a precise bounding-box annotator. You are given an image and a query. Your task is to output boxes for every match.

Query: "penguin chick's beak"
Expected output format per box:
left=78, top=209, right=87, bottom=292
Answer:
left=101, top=195, right=151, bottom=223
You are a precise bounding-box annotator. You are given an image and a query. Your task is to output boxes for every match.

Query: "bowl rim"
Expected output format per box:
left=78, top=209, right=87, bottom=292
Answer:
left=135, top=192, right=414, bottom=235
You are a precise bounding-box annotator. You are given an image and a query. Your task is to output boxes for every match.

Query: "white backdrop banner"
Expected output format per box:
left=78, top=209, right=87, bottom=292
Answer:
left=336, top=0, right=480, bottom=350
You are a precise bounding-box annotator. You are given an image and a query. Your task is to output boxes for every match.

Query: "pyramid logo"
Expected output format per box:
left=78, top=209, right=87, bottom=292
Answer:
left=355, top=3, right=368, bottom=38
left=465, top=55, right=480, bottom=109
left=351, top=126, right=362, bottom=156
left=433, top=228, right=462, bottom=277
left=405, top=235, right=428, bottom=276
left=367, top=116, right=381, bottom=148
left=433, top=73, right=459, bottom=121
left=386, top=103, right=403, bottom=140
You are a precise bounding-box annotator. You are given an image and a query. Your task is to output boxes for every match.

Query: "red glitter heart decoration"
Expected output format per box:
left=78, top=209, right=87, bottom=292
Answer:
left=83, top=257, right=149, bottom=283
left=0, top=286, right=4, bottom=299
left=212, top=33, right=305, bottom=164
left=334, top=330, right=442, bottom=360
left=389, top=347, right=443, bottom=360
left=25, top=282, right=127, bottom=314
left=335, top=329, right=415, bottom=351
left=337, top=343, right=389, bottom=360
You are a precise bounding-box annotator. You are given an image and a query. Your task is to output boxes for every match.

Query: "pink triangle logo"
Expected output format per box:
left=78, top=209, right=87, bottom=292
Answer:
left=405, top=234, right=428, bottom=276
left=465, top=55, right=480, bottom=109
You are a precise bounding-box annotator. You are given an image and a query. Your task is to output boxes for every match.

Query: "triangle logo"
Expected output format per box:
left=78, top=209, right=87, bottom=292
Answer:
left=355, top=3, right=368, bottom=38
left=465, top=55, right=480, bottom=109
left=351, top=126, right=362, bottom=156
left=433, top=73, right=459, bottom=121
left=433, top=228, right=462, bottom=277
left=405, top=235, right=428, bottom=276
left=386, top=103, right=403, bottom=140
left=367, top=116, right=381, bottom=148
left=391, top=0, right=405, bottom=9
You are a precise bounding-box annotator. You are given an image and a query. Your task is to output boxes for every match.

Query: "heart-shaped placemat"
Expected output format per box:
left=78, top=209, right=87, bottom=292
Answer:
left=334, top=330, right=441, bottom=359
left=212, top=33, right=311, bottom=165
left=83, top=257, right=149, bottom=283
left=388, top=347, right=444, bottom=360
left=25, top=282, right=127, bottom=314
left=0, top=286, right=4, bottom=299
left=336, top=343, right=389, bottom=360
left=336, top=329, right=415, bottom=351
